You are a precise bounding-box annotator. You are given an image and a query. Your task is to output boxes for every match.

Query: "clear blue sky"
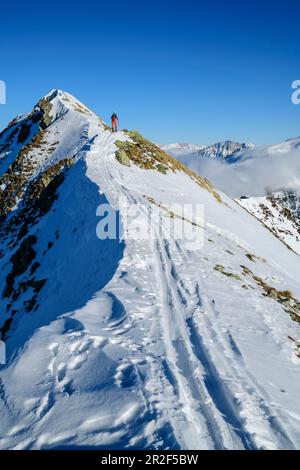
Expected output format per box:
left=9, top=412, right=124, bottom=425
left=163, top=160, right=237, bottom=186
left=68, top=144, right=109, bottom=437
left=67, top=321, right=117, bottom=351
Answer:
left=0, top=0, right=299, bottom=145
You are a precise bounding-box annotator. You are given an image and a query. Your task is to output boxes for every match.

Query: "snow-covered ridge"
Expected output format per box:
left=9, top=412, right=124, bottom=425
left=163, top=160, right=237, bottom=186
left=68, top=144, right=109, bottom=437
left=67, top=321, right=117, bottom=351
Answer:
left=0, top=90, right=300, bottom=450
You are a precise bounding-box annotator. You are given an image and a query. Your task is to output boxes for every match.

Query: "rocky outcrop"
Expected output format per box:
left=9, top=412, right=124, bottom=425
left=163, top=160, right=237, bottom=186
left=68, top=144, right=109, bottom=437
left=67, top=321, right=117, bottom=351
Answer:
left=116, top=130, right=222, bottom=202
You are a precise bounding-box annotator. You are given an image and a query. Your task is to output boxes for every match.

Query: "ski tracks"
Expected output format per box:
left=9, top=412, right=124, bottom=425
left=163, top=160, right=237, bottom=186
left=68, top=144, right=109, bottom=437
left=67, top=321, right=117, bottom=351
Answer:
left=152, top=235, right=239, bottom=449
left=85, top=128, right=297, bottom=449
left=164, top=237, right=296, bottom=449
left=89, top=131, right=256, bottom=448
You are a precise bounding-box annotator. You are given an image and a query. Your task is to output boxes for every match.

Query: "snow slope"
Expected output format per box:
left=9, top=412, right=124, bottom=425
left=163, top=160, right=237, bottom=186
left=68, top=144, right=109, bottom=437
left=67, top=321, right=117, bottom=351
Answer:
left=0, top=91, right=300, bottom=450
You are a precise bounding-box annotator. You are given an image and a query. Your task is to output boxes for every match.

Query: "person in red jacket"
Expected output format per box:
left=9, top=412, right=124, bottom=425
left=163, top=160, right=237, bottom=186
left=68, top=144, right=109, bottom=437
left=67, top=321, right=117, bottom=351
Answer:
left=111, top=112, right=118, bottom=132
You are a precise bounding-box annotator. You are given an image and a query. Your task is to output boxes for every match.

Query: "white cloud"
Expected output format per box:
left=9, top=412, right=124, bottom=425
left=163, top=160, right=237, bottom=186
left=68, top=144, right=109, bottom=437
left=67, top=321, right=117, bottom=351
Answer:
left=182, top=137, right=300, bottom=198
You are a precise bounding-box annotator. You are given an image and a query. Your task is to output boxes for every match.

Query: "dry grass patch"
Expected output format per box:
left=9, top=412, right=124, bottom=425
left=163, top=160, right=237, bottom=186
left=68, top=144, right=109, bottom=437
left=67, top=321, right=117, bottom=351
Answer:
left=115, top=130, right=221, bottom=202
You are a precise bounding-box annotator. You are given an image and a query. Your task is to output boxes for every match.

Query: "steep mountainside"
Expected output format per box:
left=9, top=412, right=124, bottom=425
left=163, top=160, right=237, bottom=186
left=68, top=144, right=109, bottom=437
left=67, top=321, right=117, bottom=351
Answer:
left=0, top=91, right=300, bottom=450
left=238, top=194, right=300, bottom=255
left=230, top=140, right=300, bottom=254
left=273, top=190, right=300, bottom=220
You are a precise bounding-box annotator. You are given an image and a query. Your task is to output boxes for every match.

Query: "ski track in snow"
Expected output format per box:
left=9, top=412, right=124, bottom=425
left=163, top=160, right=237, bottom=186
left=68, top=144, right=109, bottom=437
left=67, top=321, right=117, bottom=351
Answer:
left=81, top=127, right=299, bottom=449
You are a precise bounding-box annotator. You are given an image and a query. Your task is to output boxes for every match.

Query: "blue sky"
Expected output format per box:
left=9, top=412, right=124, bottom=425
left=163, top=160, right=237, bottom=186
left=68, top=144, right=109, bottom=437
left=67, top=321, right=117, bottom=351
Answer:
left=0, top=0, right=299, bottom=145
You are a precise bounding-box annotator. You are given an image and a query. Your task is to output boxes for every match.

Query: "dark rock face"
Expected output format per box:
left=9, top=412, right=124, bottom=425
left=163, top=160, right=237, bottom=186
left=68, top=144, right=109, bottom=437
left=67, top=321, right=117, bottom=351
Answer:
left=36, top=96, right=54, bottom=129
left=3, top=235, right=37, bottom=298
left=0, top=129, right=47, bottom=220
left=0, top=90, right=75, bottom=340
left=0, top=157, right=74, bottom=339
left=18, top=123, right=31, bottom=144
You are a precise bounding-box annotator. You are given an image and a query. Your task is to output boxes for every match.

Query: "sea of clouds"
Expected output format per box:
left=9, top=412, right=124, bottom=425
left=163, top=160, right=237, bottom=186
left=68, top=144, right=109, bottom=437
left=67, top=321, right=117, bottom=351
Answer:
left=179, top=137, right=300, bottom=198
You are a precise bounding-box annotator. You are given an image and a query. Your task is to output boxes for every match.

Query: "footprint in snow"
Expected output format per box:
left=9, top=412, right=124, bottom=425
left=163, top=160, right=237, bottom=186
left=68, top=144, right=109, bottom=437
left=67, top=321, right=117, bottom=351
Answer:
left=114, top=362, right=138, bottom=388
left=62, top=317, right=84, bottom=334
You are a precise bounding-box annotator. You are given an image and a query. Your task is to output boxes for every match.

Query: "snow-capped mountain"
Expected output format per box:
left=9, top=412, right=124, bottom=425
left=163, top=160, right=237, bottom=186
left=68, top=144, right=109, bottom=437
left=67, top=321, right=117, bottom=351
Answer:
left=197, top=141, right=253, bottom=160
left=0, top=90, right=300, bottom=450
left=161, top=140, right=253, bottom=162
left=169, top=136, right=300, bottom=255
left=159, top=142, right=206, bottom=159
left=230, top=139, right=300, bottom=256
left=200, top=136, right=300, bottom=197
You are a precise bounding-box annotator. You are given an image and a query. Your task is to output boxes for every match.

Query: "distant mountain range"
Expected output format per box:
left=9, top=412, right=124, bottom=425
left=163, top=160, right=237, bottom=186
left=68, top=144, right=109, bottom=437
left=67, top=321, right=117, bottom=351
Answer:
left=162, top=137, right=300, bottom=255
left=161, top=140, right=254, bottom=161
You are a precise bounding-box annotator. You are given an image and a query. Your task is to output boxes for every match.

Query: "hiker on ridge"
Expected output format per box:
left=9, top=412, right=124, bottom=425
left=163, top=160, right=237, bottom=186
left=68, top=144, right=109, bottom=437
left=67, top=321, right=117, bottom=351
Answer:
left=111, top=112, right=118, bottom=132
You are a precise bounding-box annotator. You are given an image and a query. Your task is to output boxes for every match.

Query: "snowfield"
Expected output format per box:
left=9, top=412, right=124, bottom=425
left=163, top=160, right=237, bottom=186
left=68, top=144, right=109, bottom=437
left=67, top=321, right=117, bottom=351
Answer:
left=0, top=91, right=300, bottom=450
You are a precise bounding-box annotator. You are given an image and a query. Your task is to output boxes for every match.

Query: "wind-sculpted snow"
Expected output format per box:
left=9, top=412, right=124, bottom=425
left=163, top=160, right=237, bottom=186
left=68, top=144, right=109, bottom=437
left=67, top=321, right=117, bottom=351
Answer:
left=0, top=91, right=300, bottom=450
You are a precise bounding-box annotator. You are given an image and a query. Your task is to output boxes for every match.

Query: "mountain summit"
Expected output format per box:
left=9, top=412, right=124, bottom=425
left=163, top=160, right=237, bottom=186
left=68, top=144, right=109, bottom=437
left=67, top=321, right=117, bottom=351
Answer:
left=0, top=91, right=300, bottom=450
